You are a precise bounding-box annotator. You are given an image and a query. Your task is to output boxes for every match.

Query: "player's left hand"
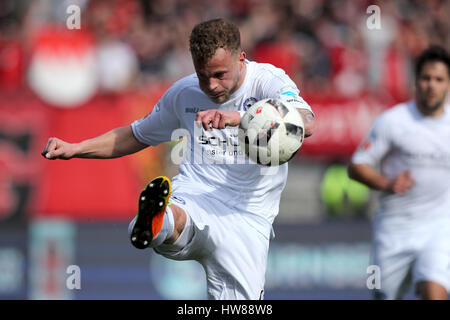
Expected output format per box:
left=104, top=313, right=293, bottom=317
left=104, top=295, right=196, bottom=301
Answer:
left=196, top=109, right=241, bottom=131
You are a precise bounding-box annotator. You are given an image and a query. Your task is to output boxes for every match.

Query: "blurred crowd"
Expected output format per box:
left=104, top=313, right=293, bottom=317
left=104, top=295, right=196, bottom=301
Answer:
left=1, top=0, right=450, bottom=104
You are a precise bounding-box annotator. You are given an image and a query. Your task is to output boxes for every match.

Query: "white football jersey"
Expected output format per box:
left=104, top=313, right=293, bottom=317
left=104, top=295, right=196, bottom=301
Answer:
left=352, top=100, right=450, bottom=228
left=131, top=60, right=313, bottom=238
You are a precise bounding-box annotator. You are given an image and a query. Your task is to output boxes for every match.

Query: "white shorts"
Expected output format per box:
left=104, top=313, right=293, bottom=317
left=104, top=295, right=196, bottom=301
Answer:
left=371, top=217, right=450, bottom=299
left=154, top=183, right=270, bottom=300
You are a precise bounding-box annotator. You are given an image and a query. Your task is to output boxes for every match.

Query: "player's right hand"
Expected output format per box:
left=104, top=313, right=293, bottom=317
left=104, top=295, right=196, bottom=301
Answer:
left=388, top=170, right=415, bottom=194
left=41, top=137, right=76, bottom=160
left=195, top=109, right=241, bottom=131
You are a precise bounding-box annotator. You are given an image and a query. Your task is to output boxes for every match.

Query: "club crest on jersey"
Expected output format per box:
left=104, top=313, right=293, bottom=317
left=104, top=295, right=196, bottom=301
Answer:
left=243, top=97, right=257, bottom=111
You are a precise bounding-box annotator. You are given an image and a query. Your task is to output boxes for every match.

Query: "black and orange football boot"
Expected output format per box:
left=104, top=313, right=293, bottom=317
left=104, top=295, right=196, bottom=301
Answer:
left=130, top=176, right=171, bottom=249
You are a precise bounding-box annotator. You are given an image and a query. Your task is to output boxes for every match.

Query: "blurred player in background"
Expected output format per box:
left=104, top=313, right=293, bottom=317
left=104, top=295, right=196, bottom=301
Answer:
left=349, top=45, right=450, bottom=300
left=41, top=18, right=315, bottom=300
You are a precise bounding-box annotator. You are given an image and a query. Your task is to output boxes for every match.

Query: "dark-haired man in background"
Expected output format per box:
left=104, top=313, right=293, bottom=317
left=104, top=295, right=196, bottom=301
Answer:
left=349, top=45, right=450, bottom=300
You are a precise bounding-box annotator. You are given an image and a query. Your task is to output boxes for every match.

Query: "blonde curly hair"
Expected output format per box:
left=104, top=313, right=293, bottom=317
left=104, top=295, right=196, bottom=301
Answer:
left=189, top=18, right=241, bottom=66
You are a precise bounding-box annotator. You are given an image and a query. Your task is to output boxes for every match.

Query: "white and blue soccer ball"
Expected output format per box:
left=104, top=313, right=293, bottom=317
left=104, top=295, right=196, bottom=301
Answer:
left=239, top=98, right=305, bottom=166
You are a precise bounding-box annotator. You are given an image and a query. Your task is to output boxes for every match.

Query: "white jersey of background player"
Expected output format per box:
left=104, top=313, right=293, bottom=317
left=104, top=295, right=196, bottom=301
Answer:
left=349, top=46, right=450, bottom=300
left=41, top=18, right=315, bottom=300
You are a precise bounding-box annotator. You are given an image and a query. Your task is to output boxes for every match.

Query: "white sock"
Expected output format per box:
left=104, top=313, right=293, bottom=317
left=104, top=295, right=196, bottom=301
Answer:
left=170, top=212, right=194, bottom=250
left=128, top=206, right=175, bottom=248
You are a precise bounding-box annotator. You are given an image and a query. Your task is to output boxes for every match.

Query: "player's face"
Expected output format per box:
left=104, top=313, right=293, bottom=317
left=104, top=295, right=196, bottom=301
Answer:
left=416, top=61, right=450, bottom=116
left=194, top=48, right=246, bottom=104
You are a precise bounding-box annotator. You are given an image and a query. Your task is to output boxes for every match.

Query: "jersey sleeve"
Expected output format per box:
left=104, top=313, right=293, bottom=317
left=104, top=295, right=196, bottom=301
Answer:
left=261, top=68, right=314, bottom=115
left=351, top=114, right=392, bottom=167
left=131, top=85, right=181, bottom=146
left=277, top=86, right=314, bottom=116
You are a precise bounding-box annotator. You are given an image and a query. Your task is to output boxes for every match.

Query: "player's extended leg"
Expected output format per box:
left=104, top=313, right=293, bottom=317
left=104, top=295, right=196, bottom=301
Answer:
left=129, top=176, right=187, bottom=249
left=416, top=281, right=448, bottom=300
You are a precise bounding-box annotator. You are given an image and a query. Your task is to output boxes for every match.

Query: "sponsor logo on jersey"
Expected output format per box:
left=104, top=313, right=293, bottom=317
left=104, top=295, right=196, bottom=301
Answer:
left=405, top=151, right=450, bottom=167
left=280, top=91, right=298, bottom=98
left=280, top=91, right=308, bottom=108
left=284, top=97, right=303, bottom=104
left=197, top=135, right=239, bottom=147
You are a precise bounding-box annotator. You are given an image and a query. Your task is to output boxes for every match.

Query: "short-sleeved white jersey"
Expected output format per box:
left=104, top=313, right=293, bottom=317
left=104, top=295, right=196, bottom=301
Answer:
left=131, top=60, right=312, bottom=238
left=352, top=100, right=450, bottom=228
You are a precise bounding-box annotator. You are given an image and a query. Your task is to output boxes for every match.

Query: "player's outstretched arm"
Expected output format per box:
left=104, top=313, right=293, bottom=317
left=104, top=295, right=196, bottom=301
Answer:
left=41, top=125, right=148, bottom=160
left=348, top=163, right=415, bottom=194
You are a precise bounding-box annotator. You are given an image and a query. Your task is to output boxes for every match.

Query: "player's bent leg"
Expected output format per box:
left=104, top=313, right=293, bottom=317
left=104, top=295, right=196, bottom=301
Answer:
left=158, top=206, right=194, bottom=251
left=416, top=281, right=448, bottom=300
left=128, top=176, right=187, bottom=249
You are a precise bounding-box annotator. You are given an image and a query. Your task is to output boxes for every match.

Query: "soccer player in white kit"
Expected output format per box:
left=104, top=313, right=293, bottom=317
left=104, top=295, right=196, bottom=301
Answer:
left=349, top=46, right=450, bottom=300
left=41, top=18, right=315, bottom=299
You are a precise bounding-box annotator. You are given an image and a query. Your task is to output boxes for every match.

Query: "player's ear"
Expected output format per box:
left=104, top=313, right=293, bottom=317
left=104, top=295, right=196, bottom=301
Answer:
left=238, top=51, right=246, bottom=71
left=239, top=51, right=246, bottom=63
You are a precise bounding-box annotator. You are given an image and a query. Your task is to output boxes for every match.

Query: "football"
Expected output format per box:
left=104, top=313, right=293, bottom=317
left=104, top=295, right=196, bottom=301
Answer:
left=239, top=98, right=305, bottom=166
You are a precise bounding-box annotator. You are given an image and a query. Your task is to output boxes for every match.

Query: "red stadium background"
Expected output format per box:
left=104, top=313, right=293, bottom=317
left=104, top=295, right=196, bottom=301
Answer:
left=1, top=0, right=448, bottom=300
